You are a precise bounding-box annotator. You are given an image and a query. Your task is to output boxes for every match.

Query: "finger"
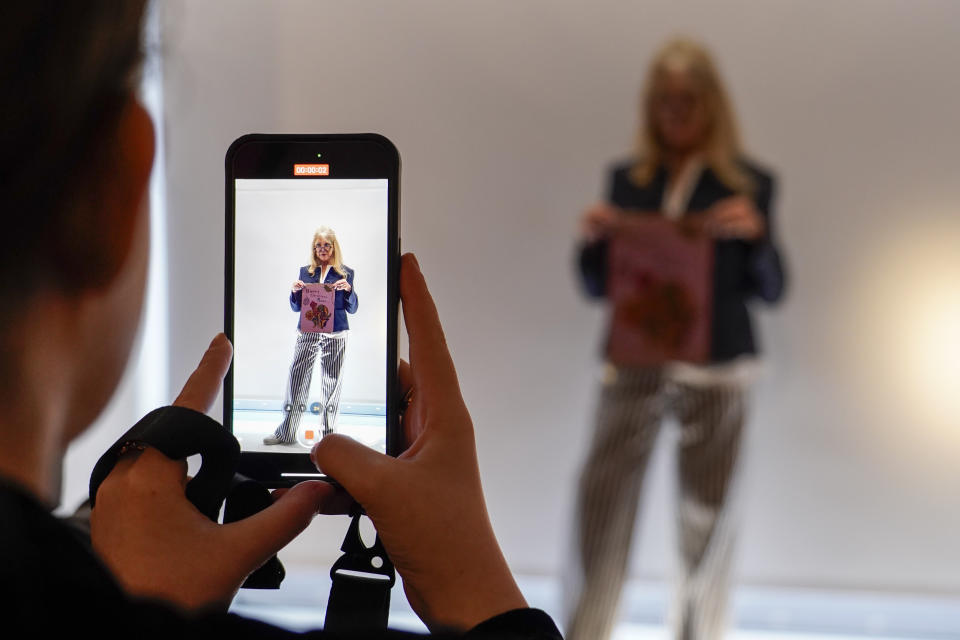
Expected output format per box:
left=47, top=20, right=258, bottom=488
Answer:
left=399, top=253, right=462, bottom=401
left=716, top=222, right=749, bottom=239
left=272, top=484, right=352, bottom=513
left=397, top=359, right=423, bottom=451
left=398, top=359, right=413, bottom=398
left=98, top=448, right=146, bottom=490
left=315, top=486, right=355, bottom=515
left=710, top=219, right=734, bottom=235
left=707, top=205, right=732, bottom=221
left=712, top=208, right=747, bottom=223
left=173, top=333, right=233, bottom=413
left=222, top=481, right=333, bottom=569
left=597, top=202, right=617, bottom=215
left=311, top=434, right=391, bottom=504
left=115, top=447, right=188, bottom=493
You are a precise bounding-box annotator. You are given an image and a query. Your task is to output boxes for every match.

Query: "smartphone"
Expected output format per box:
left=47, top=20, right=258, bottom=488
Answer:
left=224, top=134, right=401, bottom=486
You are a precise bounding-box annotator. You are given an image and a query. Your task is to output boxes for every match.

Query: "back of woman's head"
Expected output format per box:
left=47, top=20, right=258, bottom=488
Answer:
left=0, top=2, right=148, bottom=311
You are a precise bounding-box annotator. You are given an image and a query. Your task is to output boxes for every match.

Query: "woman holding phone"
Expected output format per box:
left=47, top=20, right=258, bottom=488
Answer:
left=264, top=226, right=358, bottom=445
left=0, top=6, right=560, bottom=633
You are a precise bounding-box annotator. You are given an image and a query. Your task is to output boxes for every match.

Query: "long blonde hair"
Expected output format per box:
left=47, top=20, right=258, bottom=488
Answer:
left=307, top=226, right=347, bottom=278
left=631, top=37, right=753, bottom=194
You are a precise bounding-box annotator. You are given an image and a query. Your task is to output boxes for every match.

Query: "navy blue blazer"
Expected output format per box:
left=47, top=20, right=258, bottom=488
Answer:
left=578, top=159, right=787, bottom=362
left=289, top=264, right=358, bottom=331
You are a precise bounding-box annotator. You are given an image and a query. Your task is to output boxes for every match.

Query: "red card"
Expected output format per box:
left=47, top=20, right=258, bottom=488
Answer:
left=606, top=217, right=713, bottom=365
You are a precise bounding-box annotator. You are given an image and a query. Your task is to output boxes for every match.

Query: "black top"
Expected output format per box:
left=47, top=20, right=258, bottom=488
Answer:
left=0, top=479, right=561, bottom=639
left=578, top=159, right=787, bottom=362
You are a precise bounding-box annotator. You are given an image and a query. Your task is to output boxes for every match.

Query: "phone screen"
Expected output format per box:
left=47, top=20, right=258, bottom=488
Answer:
left=225, top=135, right=400, bottom=483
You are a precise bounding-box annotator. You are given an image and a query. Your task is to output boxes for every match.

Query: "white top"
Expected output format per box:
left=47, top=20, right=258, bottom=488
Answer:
left=661, top=157, right=704, bottom=221
left=659, top=158, right=760, bottom=388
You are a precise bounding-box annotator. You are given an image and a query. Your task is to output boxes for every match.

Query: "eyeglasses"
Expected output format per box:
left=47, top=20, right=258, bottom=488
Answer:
left=315, top=242, right=333, bottom=251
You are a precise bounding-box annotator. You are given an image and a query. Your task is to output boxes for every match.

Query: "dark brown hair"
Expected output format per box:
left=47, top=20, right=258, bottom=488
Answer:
left=0, top=2, right=149, bottom=309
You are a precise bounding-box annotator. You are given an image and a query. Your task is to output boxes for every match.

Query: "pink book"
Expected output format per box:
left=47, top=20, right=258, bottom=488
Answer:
left=606, top=217, right=713, bottom=365
left=300, top=283, right=336, bottom=333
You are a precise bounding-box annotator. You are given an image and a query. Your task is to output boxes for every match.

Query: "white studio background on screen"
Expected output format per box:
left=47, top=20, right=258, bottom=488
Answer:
left=234, top=179, right=388, bottom=406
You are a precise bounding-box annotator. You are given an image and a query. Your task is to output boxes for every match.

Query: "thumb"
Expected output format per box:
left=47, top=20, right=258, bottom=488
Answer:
left=312, top=434, right=392, bottom=504
left=221, top=480, right=331, bottom=570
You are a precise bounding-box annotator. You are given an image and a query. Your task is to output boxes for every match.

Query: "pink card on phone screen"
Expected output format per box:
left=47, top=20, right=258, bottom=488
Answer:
left=300, top=283, right=336, bottom=333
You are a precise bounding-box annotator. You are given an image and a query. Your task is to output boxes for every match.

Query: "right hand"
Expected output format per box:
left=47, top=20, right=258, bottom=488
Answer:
left=580, top=202, right=621, bottom=242
left=703, top=195, right=766, bottom=240
left=312, top=254, right=527, bottom=632
left=291, top=280, right=305, bottom=292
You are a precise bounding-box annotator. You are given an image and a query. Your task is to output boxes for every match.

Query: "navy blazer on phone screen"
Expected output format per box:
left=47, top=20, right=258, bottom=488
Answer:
left=289, top=265, right=358, bottom=332
left=578, top=158, right=787, bottom=363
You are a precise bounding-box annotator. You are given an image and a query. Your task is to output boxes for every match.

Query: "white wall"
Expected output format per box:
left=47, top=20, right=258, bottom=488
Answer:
left=158, top=0, right=960, bottom=594
left=234, top=179, right=388, bottom=404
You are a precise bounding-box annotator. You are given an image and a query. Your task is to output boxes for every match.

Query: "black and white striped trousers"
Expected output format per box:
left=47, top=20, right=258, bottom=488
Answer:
left=566, top=366, right=745, bottom=640
left=273, top=330, right=348, bottom=443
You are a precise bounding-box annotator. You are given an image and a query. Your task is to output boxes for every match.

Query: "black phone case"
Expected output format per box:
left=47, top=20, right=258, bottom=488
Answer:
left=224, top=133, right=401, bottom=487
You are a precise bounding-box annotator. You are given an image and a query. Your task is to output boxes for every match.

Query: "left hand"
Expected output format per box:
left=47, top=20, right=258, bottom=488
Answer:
left=333, top=278, right=352, bottom=292
left=90, top=334, right=339, bottom=612
left=703, top=195, right=766, bottom=240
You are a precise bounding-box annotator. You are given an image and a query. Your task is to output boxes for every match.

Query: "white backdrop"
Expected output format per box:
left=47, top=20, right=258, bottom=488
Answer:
left=59, top=0, right=960, bottom=597
left=234, top=179, right=387, bottom=405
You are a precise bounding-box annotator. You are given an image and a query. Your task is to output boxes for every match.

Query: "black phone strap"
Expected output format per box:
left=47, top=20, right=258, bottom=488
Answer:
left=324, top=507, right=396, bottom=633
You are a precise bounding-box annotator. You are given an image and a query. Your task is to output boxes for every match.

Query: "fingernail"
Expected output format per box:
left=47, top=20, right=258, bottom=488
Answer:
left=408, top=253, right=420, bottom=269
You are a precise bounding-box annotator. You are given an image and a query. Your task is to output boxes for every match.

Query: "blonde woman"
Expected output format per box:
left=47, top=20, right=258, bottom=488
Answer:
left=264, top=226, right=358, bottom=445
left=569, top=38, right=786, bottom=640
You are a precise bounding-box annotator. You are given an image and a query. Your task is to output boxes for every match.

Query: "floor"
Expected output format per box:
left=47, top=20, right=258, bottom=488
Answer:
left=233, top=407, right=386, bottom=454
left=229, top=572, right=960, bottom=638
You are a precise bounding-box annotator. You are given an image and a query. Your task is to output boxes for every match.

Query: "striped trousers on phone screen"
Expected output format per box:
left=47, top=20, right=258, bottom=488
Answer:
left=273, top=330, right=348, bottom=443
left=566, top=366, right=746, bottom=640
